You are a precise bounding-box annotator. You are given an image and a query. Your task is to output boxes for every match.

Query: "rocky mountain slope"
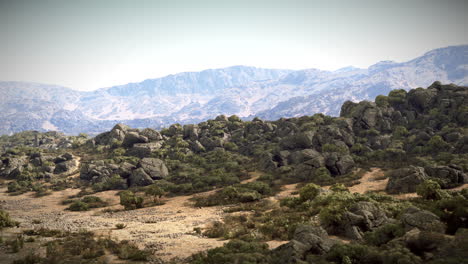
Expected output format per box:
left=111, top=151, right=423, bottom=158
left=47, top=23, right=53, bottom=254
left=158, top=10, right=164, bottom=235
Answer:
left=1, top=45, right=467, bottom=135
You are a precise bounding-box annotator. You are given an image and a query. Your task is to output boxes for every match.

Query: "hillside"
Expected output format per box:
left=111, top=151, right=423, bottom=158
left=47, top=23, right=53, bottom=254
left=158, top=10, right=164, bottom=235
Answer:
left=1, top=45, right=467, bottom=135
left=0, top=82, right=467, bottom=263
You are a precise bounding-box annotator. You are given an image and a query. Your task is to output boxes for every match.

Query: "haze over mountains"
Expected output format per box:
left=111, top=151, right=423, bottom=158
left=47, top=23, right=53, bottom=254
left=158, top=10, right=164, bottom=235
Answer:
left=1, top=45, right=467, bottom=135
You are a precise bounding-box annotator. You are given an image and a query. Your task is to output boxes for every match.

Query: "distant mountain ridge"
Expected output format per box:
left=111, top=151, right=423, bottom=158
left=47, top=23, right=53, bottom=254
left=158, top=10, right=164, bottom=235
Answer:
left=0, top=45, right=467, bottom=135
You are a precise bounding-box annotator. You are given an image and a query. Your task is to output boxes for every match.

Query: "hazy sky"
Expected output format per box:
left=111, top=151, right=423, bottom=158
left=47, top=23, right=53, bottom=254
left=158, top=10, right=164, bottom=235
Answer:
left=1, top=0, right=467, bottom=91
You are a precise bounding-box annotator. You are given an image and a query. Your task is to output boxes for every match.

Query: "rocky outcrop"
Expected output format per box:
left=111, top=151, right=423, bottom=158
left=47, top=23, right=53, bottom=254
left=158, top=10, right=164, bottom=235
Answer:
left=271, top=225, right=335, bottom=264
left=129, top=168, right=154, bottom=187
left=339, top=201, right=389, bottom=240
left=127, top=142, right=163, bottom=158
left=425, top=165, right=467, bottom=188
left=401, top=207, right=446, bottom=233
left=138, top=158, right=168, bottom=180
left=0, top=156, right=28, bottom=178
left=324, top=153, right=355, bottom=176
left=122, top=132, right=148, bottom=147
left=386, top=166, right=428, bottom=194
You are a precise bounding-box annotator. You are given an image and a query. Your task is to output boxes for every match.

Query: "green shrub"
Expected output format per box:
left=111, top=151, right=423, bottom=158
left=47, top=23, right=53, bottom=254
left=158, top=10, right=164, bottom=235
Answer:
left=416, top=180, right=448, bottom=200
left=67, top=201, right=90, bottom=211
left=119, top=191, right=144, bottom=210
left=0, top=209, right=18, bottom=229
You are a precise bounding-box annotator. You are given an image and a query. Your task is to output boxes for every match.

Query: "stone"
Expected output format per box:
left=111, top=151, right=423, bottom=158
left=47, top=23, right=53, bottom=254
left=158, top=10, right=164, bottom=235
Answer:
left=424, top=165, right=467, bottom=188
left=340, top=201, right=388, bottom=240
left=324, top=153, right=355, bottom=175
left=122, top=132, right=148, bottom=147
left=140, top=128, right=162, bottom=141
left=54, top=159, right=78, bottom=174
left=386, top=166, right=428, bottom=194
left=127, top=142, right=163, bottom=158
left=401, top=207, right=446, bottom=233
left=129, top=168, right=154, bottom=187
left=138, top=158, right=168, bottom=179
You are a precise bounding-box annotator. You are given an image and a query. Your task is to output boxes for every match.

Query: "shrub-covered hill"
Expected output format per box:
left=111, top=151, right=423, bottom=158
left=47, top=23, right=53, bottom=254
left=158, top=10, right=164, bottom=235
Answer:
left=1, top=81, right=467, bottom=264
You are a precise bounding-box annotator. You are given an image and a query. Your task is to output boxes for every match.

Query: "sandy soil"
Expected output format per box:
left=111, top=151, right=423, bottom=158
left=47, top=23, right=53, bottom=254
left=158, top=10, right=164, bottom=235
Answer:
left=348, top=168, right=388, bottom=194
left=0, top=189, right=227, bottom=262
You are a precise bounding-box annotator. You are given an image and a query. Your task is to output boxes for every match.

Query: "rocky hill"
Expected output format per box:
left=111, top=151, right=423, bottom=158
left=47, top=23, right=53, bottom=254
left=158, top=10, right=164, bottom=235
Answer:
left=1, top=45, right=467, bottom=135
left=0, top=82, right=467, bottom=263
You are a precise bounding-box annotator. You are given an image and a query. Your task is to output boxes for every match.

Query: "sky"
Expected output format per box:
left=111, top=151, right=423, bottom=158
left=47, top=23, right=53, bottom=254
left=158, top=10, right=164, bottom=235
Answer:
left=1, top=0, right=467, bottom=91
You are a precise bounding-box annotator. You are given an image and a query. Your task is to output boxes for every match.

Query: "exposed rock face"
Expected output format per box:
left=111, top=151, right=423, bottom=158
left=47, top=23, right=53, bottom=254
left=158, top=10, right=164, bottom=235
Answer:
left=127, top=142, right=162, bottom=158
left=138, top=158, right=168, bottom=180
left=53, top=159, right=78, bottom=174
left=80, top=161, right=121, bottom=182
left=0, top=156, right=28, bottom=178
left=94, top=123, right=130, bottom=145
left=280, top=131, right=315, bottom=150
left=324, top=153, right=355, bottom=175
left=122, top=132, right=149, bottom=147
left=271, top=225, right=335, bottom=264
left=339, top=201, right=389, bottom=240
left=386, top=166, right=428, bottom=194
left=140, top=128, right=162, bottom=141
left=425, top=165, right=467, bottom=188
left=129, top=168, right=154, bottom=187
left=401, top=207, right=446, bottom=233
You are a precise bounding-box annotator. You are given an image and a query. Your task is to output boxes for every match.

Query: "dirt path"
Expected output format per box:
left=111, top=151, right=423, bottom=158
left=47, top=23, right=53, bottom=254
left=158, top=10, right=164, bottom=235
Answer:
left=348, top=168, right=388, bottom=194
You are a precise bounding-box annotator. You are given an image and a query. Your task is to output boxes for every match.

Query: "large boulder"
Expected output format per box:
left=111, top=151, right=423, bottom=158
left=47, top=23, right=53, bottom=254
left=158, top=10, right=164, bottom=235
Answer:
left=129, top=168, right=154, bottom=187
left=401, top=207, right=446, bottom=233
left=386, top=166, right=428, bottom=194
left=0, top=156, right=28, bottom=178
left=80, top=160, right=121, bottom=182
left=138, top=158, right=168, bottom=180
left=94, top=123, right=129, bottom=145
left=54, top=159, right=78, bottom=174
left=339, top=201, right=389, bottom=240
left=127, top=142, right=163, bottom=158
left=324, top=153, right=355, bottom=175
left=122, top=132, right=148, bottom=147
left=140, top=128, right=162, bottom=141
left=271, top=225, right=334, bottom=264
left=425, top=165, right=467, bottom=188
left=280, top=131, right=315, bottom=150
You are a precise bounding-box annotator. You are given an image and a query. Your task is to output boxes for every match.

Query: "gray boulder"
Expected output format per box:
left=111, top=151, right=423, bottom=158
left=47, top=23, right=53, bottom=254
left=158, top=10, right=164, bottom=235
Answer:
left=122, top=132, right=148, bottom=147
left=80, top=160, right=120, bottom=182
left=280, top=131, right=315, bottom=150
left=129, top=168, right=154, bottom=186
left=138, top=158, right=168, bottom=179
left=140, top=128, right=162, bottom=141
left=425, top=165, right=467, bottom=188
left=324, top=153, right=355, bottom=175
left=386, top=166, right=428, bottom=194
left=333, top=201, right=388, bottom=240
left=401, top=207, right=446, bottom=233
left=54, top=159, right=78, bottom=174
left=271, top=225, right=334, bottom=264
left=0, top=156, right=28, bottom=178
left=127, top=142, right=162, bottom=158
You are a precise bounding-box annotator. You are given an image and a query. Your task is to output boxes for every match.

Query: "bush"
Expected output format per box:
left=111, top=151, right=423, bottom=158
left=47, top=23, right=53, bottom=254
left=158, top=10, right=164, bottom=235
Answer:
left=0, top=209, right=18, bottom=229
left=120, top=191, right=144, bottom=210
left=416, top=180, right=448, bottom=200
left=299, top=183, right=321, bottom=202
left=67, top=201, right=90, bottom=211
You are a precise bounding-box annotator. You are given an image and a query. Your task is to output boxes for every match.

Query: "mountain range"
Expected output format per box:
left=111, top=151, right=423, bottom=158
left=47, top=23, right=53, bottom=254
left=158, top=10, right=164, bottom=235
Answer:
left=1, top=45, right=467, bottom=135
